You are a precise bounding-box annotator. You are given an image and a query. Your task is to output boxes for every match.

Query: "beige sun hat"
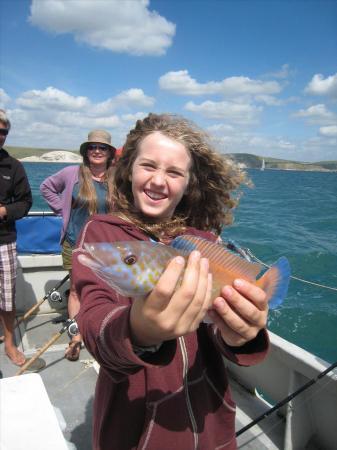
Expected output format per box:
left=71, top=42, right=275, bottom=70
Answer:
left=80, top=129, right=116, bottom=156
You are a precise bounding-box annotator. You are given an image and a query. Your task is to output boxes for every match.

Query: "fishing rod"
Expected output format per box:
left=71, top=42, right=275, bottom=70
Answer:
left=15, top=317, right=79, bottom=376
left=19, top=273, right=70, bottom=322
left=235, top=360, right=337, bottom=437
left=0, top=273, right=70, bottom=343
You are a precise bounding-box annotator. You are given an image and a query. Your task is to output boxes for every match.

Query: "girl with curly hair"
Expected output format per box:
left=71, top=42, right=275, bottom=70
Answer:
left=72, top=114, right=269, bottom=450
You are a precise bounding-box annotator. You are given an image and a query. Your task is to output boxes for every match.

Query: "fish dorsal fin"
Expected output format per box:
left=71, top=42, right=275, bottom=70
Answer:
left=171, top=235, right=263, bottom=281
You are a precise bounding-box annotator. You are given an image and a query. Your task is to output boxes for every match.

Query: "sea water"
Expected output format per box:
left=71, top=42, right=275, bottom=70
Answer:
left=24, top=162, right=337, bottom=364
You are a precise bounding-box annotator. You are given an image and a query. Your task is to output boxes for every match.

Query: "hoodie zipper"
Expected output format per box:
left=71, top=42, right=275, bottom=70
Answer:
left=179, top=336, right=199, bottom=449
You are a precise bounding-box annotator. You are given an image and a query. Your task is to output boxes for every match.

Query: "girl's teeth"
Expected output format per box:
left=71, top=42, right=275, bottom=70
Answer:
left=147, top=191, right=165, bottom=200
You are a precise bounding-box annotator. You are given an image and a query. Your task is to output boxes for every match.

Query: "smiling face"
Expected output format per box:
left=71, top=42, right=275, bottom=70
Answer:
left=131, top=132, right=192, bottom=221
left=86, top=143, right=111, bottom=168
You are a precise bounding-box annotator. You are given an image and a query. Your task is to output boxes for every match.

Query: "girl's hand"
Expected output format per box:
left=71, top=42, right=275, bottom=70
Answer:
left=208, top=279, right=268, bottom=347
left=130, top=251, right=213, bottom=347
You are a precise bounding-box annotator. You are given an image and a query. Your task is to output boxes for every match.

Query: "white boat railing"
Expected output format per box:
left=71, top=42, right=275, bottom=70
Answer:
left=227, top=331, right=337, bottom=450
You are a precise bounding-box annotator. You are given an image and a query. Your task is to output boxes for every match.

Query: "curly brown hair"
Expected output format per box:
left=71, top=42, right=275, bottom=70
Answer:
left=113, top=113, right=247, bottom=236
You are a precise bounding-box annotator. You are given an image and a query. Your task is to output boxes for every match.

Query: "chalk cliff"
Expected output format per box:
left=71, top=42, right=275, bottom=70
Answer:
left=20, top=151, right=82, bottom=163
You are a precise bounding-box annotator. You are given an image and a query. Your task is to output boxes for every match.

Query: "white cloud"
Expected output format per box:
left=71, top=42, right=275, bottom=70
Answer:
left=93, top=89, right=155, bottom=115
left=185, top=100, right=262, bottom=125
left=208, top=126, right=336, bottom=162
left=319, top=125, right=337, bottom=137
left=29, top=0, right=175, bottom=56
left=211, top=130, right=297, bottom=158
left=0, top=89, right=11, bottom=108
left=54, top=112, right=121, bottom=129
left=293, top=104, right=337, bottom=125
left=303, top=136, right=337, bottom=161
left=5, top=86, right=155, bottom=149
left=305, top=73, right=337, bottom=98
left=159, top=70, right=281, bottom=97
left=15, top=86, right=154, bottom=117
left=114, top=89, right=155, bottom=107
left=16, top=87, right=89, bottom=110
left=265, top=64, right=293, bottom=79
left=254, top=94, right=283, bottom=106
left=207, top=123, right=235, bottom=133
left=121, top=112, right=147, bottom=122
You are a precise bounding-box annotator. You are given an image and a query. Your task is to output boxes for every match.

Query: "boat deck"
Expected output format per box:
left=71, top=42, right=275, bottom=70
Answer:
left=0, top=311, right=288, bottom=450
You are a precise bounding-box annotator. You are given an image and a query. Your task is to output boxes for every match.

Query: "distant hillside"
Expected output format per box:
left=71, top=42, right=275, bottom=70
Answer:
left=226, top=153, right=337, bottom=172
left=4, top=145, right=337, bottom=171
left=5, top=146, right=79, bottom=159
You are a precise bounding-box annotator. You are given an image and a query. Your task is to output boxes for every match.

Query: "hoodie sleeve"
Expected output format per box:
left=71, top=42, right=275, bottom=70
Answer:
left=72, top=219, right=176, bottom=382
left=209, top=325, right=270, bottom=366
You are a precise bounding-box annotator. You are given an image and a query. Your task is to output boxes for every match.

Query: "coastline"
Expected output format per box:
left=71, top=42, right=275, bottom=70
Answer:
left=15, top=149, right=337, bottom=171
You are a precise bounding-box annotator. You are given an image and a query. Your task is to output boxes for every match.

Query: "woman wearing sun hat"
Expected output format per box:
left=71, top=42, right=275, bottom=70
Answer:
left=40, top=129, right=117, bottom=360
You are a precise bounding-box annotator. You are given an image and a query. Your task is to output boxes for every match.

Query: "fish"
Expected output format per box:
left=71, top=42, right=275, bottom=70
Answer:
left=78, top=235, right=291, bottom=309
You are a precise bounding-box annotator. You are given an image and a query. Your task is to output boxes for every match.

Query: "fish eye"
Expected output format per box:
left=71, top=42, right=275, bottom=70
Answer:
left=124, top=254, right=137, bottom=265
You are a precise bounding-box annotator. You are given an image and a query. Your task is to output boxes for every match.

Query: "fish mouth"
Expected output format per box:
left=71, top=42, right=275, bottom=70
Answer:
left=144, top=189, right=167, bottom=201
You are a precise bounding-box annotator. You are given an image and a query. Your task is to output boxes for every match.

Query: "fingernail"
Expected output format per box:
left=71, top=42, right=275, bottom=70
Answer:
left=175, top=256, right=185, bottom=265
left=214, top=297, right=226, bottom=308
left=233, top=279, right=245, bottom=288
left=191, top=250, right=201, bottom=260
left=201, top=257, right=209, bottom=270
left=223, top=286, right=234, bottom=298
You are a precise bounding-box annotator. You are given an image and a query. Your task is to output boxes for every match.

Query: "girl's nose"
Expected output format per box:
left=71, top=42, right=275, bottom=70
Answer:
left=151, top=170, right=166, bottom=185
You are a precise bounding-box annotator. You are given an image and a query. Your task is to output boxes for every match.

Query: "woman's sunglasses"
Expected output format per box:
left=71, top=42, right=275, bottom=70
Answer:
left=0, top=129, right=9, bottom=136
left=87, top=144, right=109, bottom=152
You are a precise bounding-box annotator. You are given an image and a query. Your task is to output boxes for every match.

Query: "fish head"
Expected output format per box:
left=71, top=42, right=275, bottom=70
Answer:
left=78, top=241, right=175, bottom=297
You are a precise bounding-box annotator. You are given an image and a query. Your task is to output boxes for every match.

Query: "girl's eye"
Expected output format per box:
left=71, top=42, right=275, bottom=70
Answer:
left=168, top=170, right=183, bottom=177
left=141, top=163, right=156, bottom=170
left=124, top=254, right=137, bottom=265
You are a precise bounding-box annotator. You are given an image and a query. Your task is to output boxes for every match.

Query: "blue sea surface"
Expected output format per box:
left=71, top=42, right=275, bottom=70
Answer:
left=24, top=162, right=77, bottom=211
left=24, top=163, right=337, bottom=364
left=223, top=169, right=337, bottom=364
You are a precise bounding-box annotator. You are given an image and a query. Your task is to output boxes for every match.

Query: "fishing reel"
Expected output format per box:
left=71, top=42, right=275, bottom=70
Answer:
left=49, top=290, right=63, bottom=303
left=66, top=319, right=80, bottom=337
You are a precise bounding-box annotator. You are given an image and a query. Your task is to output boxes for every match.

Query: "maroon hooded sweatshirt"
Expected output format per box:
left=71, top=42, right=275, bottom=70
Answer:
left=72, top=215, right=269, bottom=450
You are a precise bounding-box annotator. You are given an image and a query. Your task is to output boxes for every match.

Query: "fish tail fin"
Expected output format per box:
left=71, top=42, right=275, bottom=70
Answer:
left=256, top=257, right=291, bottom=309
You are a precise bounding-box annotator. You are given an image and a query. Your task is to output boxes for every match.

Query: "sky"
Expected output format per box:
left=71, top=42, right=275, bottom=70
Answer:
left=0, top=0, right=336, bottom=162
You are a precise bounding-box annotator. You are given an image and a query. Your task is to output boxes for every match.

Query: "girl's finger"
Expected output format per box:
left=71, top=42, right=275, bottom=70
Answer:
left=212, top=295, right=256, bottom=340
left=166, top=251, right=202, bottom=317
left=232, top=279, right=268, bottom=310
left=220, top=284, right=268, bottom=328
left=146, top=256, right=186, bottom=311
left=188, top=266, right=213, bottom=330
left=208, top=309, right=249, bottom=347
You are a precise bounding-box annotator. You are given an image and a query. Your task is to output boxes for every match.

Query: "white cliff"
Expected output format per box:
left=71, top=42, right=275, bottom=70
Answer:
left=20, top=151, right=82, bottom=163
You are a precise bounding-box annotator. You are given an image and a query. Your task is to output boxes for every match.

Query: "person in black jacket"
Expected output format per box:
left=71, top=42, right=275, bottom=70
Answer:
left=0, top=109, right=32, bottom=365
